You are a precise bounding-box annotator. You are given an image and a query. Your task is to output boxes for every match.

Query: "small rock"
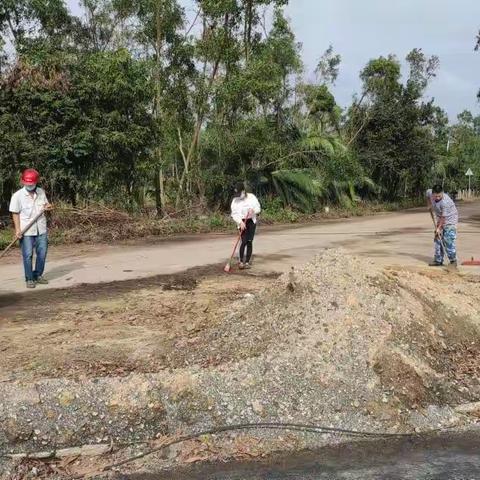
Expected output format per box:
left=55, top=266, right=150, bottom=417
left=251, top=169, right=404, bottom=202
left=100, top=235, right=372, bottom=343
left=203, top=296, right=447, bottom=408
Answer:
left=4, top=419, right=33, bottom=443
left=251, top=400, right=264, bottom=416
left=58, top=390, right=75, bottom=407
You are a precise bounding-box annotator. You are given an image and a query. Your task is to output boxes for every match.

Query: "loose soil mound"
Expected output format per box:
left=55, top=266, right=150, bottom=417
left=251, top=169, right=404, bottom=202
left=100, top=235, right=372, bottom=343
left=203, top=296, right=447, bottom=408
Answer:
left=2, top=250, right=479, bottom=478
left=217, top=250, right=480, bottom=414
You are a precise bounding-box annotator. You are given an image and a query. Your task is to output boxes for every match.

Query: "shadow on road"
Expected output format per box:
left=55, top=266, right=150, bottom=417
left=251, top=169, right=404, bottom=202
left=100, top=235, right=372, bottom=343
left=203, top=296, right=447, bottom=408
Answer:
left=45, top=261, right=85, bottom=281
left=0, top=262, right=279, bottom=313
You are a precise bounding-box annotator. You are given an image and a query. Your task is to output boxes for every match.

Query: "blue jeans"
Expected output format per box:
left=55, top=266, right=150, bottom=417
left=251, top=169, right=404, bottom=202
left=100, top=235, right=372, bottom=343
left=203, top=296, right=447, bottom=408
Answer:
left=434, top=225, right=457, bottom=264
left=20, top=234, right=48, bottom=281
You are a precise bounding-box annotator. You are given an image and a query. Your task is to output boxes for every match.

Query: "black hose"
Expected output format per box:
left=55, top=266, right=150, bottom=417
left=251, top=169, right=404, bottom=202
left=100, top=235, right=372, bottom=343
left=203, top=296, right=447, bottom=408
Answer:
left=92, top=421, right=422, bottom=476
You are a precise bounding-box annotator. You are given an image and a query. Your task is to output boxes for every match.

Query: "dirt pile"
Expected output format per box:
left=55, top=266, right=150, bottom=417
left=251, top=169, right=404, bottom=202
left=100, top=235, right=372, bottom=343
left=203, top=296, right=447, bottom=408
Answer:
left=188, top=249, right=480, bottom=432
left=2, top=250, right=479, bottom=478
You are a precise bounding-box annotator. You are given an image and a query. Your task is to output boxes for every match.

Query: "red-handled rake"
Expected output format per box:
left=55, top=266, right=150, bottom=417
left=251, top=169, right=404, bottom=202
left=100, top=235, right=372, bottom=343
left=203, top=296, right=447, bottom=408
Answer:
left=462, top=257, right=480, bottom=266
left=223, top=229, right=243, bottom=273
left=223, top=213, right=251, bottom=273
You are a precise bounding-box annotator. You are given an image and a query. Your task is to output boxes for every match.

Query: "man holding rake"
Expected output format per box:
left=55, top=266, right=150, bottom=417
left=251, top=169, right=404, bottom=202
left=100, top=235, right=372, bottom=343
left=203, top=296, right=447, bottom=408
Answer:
left=427, top=184, right=458, bottom=268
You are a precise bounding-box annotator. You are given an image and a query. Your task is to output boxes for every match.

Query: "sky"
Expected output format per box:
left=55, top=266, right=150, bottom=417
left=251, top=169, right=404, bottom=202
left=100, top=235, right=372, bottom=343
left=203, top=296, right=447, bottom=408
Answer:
left=67, top=0, right=480, bottom=120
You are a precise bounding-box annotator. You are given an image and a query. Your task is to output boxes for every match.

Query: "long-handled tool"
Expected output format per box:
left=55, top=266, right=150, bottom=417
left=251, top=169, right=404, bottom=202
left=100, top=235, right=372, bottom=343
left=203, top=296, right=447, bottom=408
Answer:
left=223, top=229, right=243, bottom=273
left=223, top=213, right=251, bottom=273
left=429, top=210, right=452, bottom=267
left=0, top=210, right=45, bottom=260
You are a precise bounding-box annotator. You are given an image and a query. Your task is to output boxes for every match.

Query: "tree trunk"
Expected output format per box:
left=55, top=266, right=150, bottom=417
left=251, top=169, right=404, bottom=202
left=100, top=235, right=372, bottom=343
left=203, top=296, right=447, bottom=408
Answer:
left=69, top=189, right=77, bottom=207
left=154, top=165, right=163, bottom=216
left=244, top=0, right=253, bottom=62
left=159, top=167, right=165, bottom=208
left=174, top=11, right=226, bottom=208
left=153, top=0, right=165, bottom=217
left=0, top=179, right=11, bottom=214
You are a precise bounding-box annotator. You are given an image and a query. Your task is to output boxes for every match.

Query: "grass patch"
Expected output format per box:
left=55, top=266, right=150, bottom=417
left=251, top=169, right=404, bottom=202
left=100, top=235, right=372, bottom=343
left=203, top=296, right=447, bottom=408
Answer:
left=0, top=228, right=13, bottom=250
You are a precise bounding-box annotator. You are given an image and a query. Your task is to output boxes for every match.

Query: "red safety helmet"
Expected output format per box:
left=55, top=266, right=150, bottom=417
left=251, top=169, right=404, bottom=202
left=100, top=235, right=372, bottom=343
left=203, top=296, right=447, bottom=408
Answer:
left=21, top=168, right=40, bottom=186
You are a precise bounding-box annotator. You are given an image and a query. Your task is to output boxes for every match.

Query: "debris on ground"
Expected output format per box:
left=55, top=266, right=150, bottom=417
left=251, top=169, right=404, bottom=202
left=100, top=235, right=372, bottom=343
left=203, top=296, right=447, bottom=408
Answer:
left=1, top=249, right=479, bottom=479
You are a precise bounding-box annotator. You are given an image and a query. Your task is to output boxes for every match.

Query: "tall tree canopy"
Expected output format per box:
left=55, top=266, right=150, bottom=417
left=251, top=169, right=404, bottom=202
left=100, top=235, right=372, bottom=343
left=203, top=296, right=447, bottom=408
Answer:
left=0, top=1, right=477, bottom=213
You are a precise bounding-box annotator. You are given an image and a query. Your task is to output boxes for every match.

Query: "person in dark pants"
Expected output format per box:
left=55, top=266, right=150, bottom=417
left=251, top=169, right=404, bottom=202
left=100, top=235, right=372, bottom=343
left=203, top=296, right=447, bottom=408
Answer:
left=230, top=181, right=261, bottom=269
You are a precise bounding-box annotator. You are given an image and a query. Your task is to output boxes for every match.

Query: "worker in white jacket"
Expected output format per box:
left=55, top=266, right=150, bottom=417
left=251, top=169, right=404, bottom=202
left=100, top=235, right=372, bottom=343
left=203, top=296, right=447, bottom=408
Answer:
left=230, top=181, right=261, bottom=269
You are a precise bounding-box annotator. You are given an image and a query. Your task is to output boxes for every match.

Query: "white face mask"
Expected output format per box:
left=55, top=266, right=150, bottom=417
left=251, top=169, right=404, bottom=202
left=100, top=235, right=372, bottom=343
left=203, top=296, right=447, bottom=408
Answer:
left=25, top=184, right=37, bottom=192
left=239, top=192, right=246, bottom=200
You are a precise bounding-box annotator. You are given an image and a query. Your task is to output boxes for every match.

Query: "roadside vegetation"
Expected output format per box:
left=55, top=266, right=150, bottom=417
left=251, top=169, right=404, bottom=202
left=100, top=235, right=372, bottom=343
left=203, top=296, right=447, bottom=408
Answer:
left=0, top=197, right=424, bottom=249
left=0, top=2, right=479, bottom=240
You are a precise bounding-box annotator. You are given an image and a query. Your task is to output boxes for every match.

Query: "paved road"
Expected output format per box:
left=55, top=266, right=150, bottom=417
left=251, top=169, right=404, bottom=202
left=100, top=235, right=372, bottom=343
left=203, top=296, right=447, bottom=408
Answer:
left=1, top=202, right=479, bottom=294
left=124, top=431, right=480, bottom=480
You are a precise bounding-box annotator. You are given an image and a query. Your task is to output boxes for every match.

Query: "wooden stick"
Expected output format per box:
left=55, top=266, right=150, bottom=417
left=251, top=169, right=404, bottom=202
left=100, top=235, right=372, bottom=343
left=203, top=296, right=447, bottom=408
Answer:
left=429, top=210, right=451, bottom=265
left=0, top=210, right=45, bottom=259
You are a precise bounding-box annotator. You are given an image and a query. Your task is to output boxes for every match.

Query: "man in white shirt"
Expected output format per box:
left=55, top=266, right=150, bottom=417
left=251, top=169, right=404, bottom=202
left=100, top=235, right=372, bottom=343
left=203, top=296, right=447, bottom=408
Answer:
left=230, top=181, right=261, bottom=269
left=9, top=169, right=53, bottom=288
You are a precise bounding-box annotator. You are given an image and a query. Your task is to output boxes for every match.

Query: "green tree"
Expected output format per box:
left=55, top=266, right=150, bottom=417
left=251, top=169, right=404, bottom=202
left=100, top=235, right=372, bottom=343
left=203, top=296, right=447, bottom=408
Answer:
left=349, top=50, right=442, bottom=200
left=315, top=45, right=341, bottom=86
left=444, top=111, right=480, bottom=192
left=193, top=2, right=301, bottom=208
left=113, top=0, right=195, bottom=214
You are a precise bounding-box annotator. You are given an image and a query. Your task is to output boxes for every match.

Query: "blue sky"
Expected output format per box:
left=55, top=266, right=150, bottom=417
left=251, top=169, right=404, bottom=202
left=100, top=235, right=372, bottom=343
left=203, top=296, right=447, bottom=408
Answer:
left=67, top=0, right=480, bottom=120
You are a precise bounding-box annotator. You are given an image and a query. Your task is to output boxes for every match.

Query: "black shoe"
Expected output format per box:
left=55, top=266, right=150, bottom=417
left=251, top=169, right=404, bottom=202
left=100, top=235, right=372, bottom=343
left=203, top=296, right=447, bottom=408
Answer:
left=428, top=261, right=444, bottom=267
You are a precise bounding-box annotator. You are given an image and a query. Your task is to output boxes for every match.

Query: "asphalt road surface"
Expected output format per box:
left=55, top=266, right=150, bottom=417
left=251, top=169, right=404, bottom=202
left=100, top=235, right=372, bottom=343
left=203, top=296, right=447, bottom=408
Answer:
left=1, top=201, right=479, bottom=294
left=123, top=431, right=480, bottom=480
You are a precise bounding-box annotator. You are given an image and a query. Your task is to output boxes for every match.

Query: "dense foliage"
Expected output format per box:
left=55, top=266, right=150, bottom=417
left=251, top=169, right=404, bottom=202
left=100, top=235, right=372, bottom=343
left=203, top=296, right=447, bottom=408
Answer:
left=0, top=1, right=478, bottom=214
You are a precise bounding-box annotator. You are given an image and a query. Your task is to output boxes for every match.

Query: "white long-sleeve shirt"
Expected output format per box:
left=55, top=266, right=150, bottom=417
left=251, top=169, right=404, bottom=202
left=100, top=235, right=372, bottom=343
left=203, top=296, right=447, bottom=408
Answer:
left=230, top=193, right=261, bottom=226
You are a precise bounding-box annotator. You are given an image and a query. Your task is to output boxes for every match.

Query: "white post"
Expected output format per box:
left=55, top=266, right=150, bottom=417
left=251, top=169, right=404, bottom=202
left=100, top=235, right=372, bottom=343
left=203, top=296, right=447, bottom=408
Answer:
left=466, top=169, right=474, bottom=199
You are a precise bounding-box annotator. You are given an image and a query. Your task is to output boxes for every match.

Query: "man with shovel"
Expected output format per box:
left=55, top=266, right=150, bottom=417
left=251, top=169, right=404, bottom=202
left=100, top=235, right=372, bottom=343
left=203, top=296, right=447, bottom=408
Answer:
left=427, top=184, right=458, bottom=268
left=9, top=169, right=53, bottom=288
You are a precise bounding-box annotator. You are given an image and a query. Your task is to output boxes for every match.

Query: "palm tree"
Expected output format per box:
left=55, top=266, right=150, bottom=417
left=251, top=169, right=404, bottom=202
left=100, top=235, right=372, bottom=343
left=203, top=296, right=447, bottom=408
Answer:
left=269, top=92, right=375, bottom=211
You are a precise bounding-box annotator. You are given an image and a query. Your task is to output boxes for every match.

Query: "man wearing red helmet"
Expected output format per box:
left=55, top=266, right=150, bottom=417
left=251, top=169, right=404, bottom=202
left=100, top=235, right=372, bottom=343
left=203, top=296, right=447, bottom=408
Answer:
left=9, top=169, right=53, bottom=288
